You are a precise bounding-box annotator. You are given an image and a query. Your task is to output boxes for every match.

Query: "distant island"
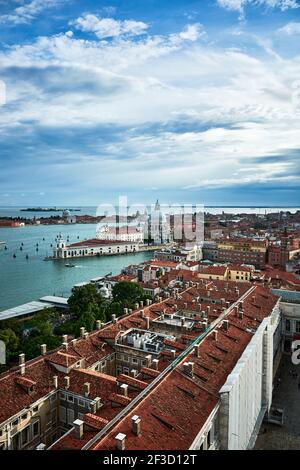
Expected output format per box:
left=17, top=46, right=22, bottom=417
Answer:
left=20, top=207, right=81, bottom=212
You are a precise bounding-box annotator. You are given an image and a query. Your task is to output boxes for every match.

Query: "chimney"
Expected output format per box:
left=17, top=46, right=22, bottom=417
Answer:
left=174, top=304, right=178, bottom=310
left=146, top=299, right=150, bottom=306
left=20, top=364, right=25, bottom=376
left=36, top=443, right=46, bottom=450
left=134, top=303, right=139, bottom=310
left=146, top=317, right=150, bottom=329
left=73, top=419, right=84, bottom=439
left=53, top=376, right=58, bottom=389
left=128, top=309, right=133, bottom=314
left=116, top=433, right=126, bottom=451
left=213, top=330, right=218, bottom=341
left=90, top=401, right=97, bottom=414
left=152, top=359, right=159, bottom=370
left=141, top=309, right=145, bottom=318
left=64, top=376, right=70, bottom=390
left=124, top=308, right=128, bottom=315
left=40, top=344, right=47, bottom=355
left=194, top=344, right=200, bottom=357
left=184, top=302, right=188, bottom=309
left=145, top=354, right=152, bottom=367
left=140, top=301, right=144, bottom=308
left=207, top=306, right=211, bottom=314
left=62, top=342, right=68, bottom=351
left=94, top=396, right=101, bottom=410
left=120, top=383, right=128, bottom=397
left=223, top=320, right=229, bottom=331
left=132, top=415, right=141, bottom=436
left=183, top=362, right=194, bottom=377
left=84, top=382, right=90, bottom=397
left=170, top=349, right=176, bottom=359
left=19, top=353, right=25, bottom=365
left=130, top=369, right=138, bottom=378
left=83, top=332, right=89, bottom=339
left=71, top=338, right=77, bottom=347
left=238, top=309, right=244, bottom=320
left=80, top=327, right=85, bottom=338
left=62, top=334, right=68, bottom=344
left=96, top=320, right=101, bottom=330
left=202, top=320, right=208, bottom=330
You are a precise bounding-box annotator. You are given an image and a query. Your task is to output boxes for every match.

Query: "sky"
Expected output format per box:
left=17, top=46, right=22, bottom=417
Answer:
left=0, top=0, right=300, bottom=207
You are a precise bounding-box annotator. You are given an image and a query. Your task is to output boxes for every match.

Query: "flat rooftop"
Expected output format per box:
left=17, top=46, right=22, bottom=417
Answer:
left=0, top=296, right=69, bottom=321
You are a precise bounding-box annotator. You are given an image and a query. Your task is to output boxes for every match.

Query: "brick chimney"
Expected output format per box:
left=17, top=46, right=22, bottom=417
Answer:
left=62, top=342, right=68, bottom=351
left=152, top=359, right=159, bottom=370
left=73, top=419, right=84, bottom=440
left=96, top=320, right=101, bottom=330
left=124, top=308, right=128, bottom=315
left=64, top=376, right=70, bottom=390
left=19, top=353, right=25, bottom=365
left=83, top=332, right=89, bottom=339
left=53, top=376, right=58, bottom=389
left=84, top=382, right=90, bottom=397
left=40, top=344, right=47, bottom=355
left=132, top=415, right=141, bottom=436
left=183, top=362, right=194, bottom=377
left=116, top=433, right=126, bottom=450
left=62, top=334, right=68, bottom=344
left=80, top=327, right=85, bottom=338
left=120, top=383, right=128, bottom=397
left=20, top=364, right=25, bottom=376
left=140, top=301, right=144, bottom=308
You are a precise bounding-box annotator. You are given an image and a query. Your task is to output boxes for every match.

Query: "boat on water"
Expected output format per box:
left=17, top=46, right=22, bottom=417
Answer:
left=65, top=263, right=76, bottom=268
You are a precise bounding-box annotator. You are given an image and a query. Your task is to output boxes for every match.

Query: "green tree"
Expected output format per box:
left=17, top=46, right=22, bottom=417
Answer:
left=24, top=334, right=60, bottom=360
left=112, top=282, right=145, bottom=309
left=68, top=284, right=106, bottom=333
left=0, top=328, right=19, bottom=354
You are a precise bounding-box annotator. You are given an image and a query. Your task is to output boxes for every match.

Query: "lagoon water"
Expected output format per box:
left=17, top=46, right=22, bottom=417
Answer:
left=1, top=205, right=300, bottom=311
left=0, top=223, right=152, bottom=311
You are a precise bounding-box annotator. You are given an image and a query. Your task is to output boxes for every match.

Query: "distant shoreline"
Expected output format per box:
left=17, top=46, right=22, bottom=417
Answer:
left=20, top=207, right=81, bottom=212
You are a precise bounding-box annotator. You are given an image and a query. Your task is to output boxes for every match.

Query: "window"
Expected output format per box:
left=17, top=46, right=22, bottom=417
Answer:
left=60, top=392, right=66, bottom=401
left=21, top=427, right=29, bottom=446
left=59, top=406, right=66, bottom=423
left=132, top=358, right=138, bottom=365
left=32, top=421, right=39, bottom=438
left=67, top=395, right=74, bottom=403
left=286, top=319, right=291, bottom=332
left=21, top=413, right=28, bottom=421
left=32, top=405, right=39, bottom=413
left=51, top=409, right=57, bottom=424
left=78, top=398, right=86, bottom=408
left=50, top=395, right=57, bottom=403
left=123, top=355, right=129, bottom=362
left=296, top=321, right=300, bottom=333
left=12, top=419, right=19, bottom=427
left=67, top=409, right=74, bottom=425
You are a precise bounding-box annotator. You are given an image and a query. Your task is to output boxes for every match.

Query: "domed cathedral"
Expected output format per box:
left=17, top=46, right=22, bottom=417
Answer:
left=146, top=199, right=172, bottom=245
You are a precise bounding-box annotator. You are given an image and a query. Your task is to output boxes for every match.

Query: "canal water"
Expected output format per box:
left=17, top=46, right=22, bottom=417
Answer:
left=0, top=224, right=152, bottom=311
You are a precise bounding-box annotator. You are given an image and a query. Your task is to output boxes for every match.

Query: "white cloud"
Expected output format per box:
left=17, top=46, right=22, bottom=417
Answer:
left=0, top=22, right=299, bottom=193
left=0, top=0, right=66, bottom=25
left=178, top=23, right=205, bottom=41
left=217, top=0, right=299, bottom=17
left=72, top=14, right=149, bottom=39
left=279, top=21, right=300, bottom=34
